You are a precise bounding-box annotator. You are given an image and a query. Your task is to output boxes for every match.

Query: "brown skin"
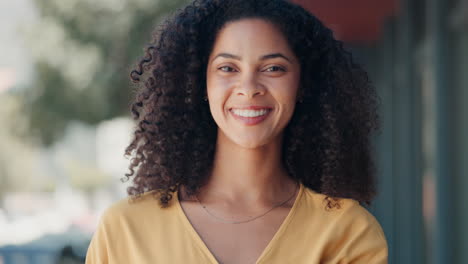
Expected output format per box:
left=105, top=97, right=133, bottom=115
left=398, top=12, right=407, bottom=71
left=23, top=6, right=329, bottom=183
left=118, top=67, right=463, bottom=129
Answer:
left=179, top=18, right=301, bottom=264
left=203, top=18, right=300, bottom=206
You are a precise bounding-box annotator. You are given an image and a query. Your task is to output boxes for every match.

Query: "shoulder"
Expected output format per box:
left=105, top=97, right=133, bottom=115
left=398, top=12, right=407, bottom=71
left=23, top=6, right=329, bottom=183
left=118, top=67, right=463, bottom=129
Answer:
left=86, top=191, right=180, bottom=263
left=302, top=186, right=383, bottom=230
left=98, top=190, right=175, bottom=228
left=102, top=191, right=156, bottom=216
left=300, top=186, right=388, bottom=263
left=92, top=190, right=180, bottom=245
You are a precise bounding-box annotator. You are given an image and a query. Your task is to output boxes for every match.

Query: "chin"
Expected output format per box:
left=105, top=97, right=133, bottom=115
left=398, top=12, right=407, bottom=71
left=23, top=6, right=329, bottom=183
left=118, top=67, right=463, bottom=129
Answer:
left=216, top=125, right=281, bottom=150
left=230, top=135, right=272, bottom=149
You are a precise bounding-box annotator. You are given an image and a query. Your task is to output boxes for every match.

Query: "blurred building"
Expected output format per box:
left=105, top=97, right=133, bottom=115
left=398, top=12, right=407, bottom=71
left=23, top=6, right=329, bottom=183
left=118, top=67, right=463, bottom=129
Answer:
left=293, top=0, right=468, bottom=263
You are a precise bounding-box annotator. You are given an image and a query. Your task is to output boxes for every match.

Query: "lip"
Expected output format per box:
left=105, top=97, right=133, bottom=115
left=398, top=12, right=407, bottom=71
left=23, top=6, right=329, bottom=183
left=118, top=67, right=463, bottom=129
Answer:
left=229, top=108, right=272, bottom=126
left=229, top=106, right=273, bottom=110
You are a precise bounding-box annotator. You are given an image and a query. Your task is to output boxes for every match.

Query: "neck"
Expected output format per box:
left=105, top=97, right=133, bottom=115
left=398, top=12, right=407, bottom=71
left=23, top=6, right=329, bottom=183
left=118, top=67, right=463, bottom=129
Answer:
left=199, top=129, right=297, bottom=206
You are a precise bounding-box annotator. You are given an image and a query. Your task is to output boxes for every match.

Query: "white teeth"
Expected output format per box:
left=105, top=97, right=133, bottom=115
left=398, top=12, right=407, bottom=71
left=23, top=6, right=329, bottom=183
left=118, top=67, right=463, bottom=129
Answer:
left=232, top=109, right=269, bottom=117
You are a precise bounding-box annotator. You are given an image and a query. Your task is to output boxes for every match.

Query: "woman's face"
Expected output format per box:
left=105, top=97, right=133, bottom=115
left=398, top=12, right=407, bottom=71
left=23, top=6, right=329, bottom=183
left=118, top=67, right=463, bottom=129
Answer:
left=206, top=18, right=301, bottom=149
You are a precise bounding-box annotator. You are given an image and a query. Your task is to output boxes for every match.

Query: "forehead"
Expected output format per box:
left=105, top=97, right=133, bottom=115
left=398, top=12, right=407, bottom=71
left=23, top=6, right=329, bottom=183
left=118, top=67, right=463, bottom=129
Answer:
left=210, top=18, right=294, bottom=58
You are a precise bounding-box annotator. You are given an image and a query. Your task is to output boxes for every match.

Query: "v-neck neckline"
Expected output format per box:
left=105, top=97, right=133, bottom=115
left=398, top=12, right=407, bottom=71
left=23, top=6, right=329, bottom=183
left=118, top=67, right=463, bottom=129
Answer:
left=175, top=182, right=304, bottom=264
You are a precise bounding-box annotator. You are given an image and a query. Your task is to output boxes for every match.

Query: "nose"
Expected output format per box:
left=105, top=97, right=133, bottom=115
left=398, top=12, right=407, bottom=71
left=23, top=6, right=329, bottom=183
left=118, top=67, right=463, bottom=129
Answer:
left=234, top=72, right=265, bottom=98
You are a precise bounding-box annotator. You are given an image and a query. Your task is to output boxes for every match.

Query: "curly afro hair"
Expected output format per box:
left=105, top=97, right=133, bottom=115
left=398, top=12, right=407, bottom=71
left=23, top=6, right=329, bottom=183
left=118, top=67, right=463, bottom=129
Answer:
left=124, top=0, right=381, bottom=207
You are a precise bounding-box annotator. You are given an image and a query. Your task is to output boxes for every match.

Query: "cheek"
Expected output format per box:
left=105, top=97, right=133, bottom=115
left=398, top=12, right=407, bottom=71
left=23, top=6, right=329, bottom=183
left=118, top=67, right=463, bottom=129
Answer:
left=207, top=75, right=235, bottom=104
left=206, top=77, right=234, bottom=121
left=272, top=77, right=300, bottom=103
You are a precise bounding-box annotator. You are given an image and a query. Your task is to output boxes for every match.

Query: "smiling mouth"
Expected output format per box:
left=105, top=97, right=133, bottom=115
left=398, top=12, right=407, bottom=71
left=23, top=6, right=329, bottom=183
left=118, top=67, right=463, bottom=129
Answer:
left=229, top=108, right=272, bottom=126
left=230, top=108, right=270, bottom=117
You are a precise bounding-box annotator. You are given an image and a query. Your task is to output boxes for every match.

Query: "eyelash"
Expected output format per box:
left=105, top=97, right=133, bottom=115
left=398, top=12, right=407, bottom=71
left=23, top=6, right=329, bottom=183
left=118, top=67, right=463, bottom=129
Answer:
left=218, top=66, right=286, bottom=72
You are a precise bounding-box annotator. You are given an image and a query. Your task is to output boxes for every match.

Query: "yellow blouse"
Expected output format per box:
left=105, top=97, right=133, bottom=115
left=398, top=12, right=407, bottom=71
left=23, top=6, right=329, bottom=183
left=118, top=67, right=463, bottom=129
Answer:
left=86, top=183, right=388, bottom=263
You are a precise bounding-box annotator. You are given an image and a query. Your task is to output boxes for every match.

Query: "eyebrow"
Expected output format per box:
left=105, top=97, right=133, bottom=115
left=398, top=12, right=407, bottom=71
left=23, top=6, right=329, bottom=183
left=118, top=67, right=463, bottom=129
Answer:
left=211, top=52, right=293, bottom=63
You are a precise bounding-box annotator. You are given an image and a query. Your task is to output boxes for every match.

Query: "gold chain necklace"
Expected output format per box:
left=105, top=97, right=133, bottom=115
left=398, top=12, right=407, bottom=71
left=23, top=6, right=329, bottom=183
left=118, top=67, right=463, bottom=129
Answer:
left=195, top=182, right=299, bottom=224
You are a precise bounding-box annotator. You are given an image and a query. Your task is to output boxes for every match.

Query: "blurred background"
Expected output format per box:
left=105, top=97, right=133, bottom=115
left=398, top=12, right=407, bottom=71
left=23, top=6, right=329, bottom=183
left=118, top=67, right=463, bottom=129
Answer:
left=0, top=0, right=466, bottom=263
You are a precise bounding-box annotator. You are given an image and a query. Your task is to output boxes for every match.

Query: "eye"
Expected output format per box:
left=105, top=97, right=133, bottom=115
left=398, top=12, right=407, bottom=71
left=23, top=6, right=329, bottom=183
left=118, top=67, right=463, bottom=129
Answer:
left=218, top=66, right=237, bottom=72
left=263, top=66, right=286, bottom=72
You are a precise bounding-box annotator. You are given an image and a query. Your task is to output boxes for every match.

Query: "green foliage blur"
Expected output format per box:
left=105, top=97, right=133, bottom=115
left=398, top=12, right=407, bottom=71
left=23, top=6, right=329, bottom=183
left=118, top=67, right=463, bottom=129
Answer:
left=24, top=0, right=189, bottom=145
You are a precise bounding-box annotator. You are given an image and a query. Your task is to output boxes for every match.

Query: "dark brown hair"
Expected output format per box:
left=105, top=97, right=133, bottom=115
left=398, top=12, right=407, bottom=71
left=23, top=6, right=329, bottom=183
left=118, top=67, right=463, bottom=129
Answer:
left=124, top=0, right=380, bottom=207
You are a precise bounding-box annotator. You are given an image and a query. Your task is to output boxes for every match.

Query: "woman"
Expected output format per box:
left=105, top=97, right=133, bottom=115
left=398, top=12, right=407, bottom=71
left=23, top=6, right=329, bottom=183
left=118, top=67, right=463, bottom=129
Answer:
left=86, top=0, right=388, bottom=263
